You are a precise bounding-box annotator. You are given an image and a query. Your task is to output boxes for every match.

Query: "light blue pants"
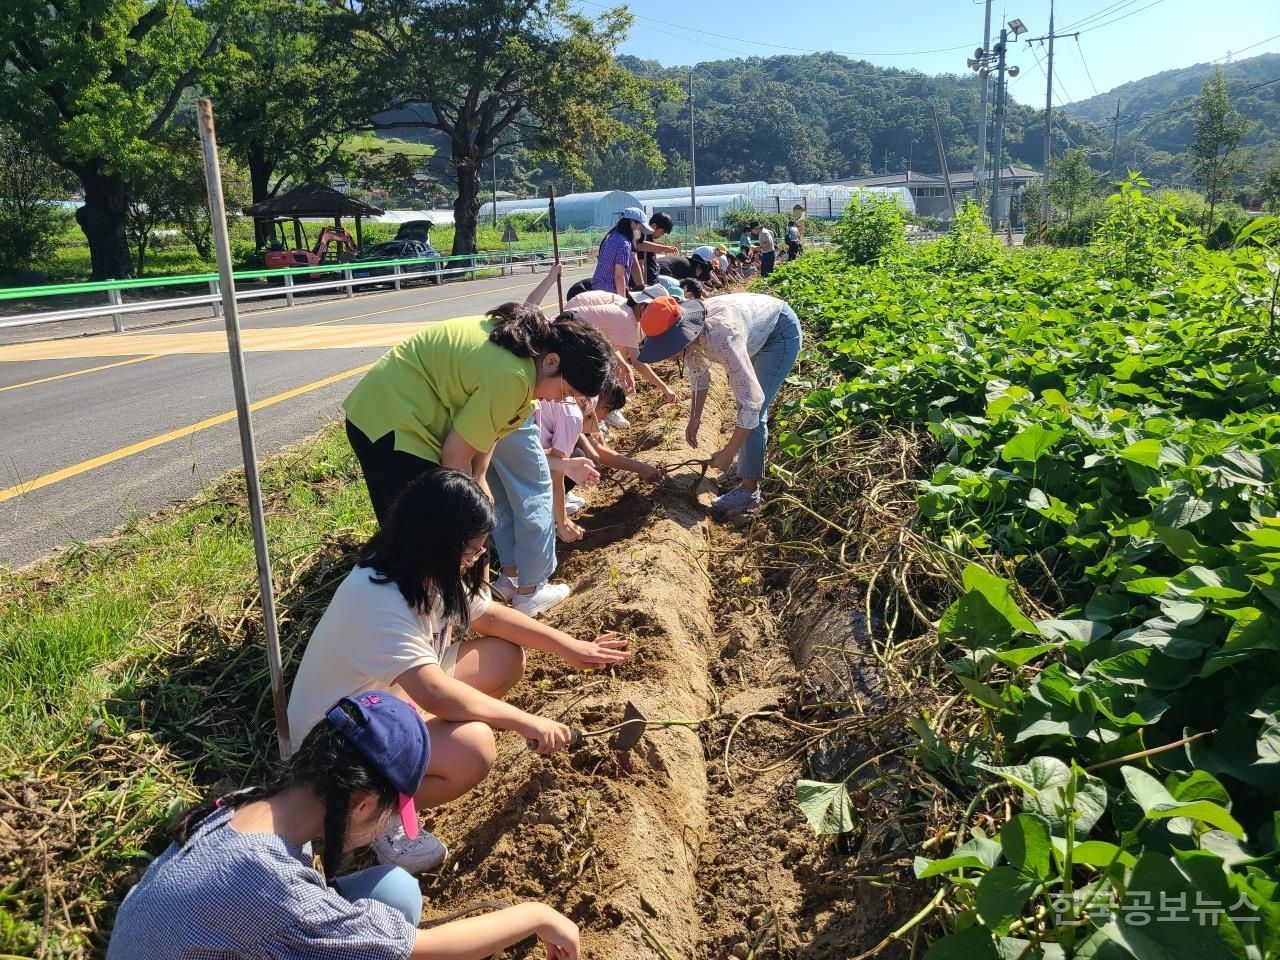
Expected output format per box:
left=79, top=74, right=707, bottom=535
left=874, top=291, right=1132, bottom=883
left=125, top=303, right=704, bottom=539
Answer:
left=740, top=305, right=803, bottom=481
left=488, top=414, right=556, bottom=587
left=333, top=865, right=422, bottom=925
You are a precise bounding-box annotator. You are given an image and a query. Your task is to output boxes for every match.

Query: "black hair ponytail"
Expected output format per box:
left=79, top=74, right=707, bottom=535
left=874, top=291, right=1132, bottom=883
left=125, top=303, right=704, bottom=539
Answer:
left=488, top=304, right=613, bottom=398
left=321, top=776, right=352, bottom=880
left=170, top=703, right=400, bottom=883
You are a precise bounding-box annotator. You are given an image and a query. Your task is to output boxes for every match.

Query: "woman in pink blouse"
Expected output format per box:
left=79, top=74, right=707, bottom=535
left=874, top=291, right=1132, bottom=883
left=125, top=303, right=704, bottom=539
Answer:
left=637, top=289, right=802, bottom=515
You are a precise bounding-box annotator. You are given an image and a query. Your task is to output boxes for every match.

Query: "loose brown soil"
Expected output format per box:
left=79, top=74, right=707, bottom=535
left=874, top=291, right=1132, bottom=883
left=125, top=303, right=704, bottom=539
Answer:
left=2, top=362, right=933, bottom=958
left=409, top=374, right=923, bottom=960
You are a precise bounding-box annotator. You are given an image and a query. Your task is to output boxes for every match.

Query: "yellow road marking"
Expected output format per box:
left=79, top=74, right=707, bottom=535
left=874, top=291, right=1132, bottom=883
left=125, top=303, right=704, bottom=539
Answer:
left=0, top=319, right=492, bottom=363
left=0, top=363, right=373, bottom=504
left=2, top=274, right=577, bottom=366
left=0, top=355, right=162, bottom=393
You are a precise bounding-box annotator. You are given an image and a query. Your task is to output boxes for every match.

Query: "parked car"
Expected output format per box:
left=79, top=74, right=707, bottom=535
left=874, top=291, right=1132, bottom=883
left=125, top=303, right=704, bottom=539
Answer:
left=350, top=239, right=443, bottom=285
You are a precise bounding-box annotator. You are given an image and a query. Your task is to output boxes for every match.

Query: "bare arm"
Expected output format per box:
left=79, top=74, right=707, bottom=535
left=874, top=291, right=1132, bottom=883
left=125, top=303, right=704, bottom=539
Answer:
left=472, top=603, right=630, bottom=669
left=635, top=239, right=679, bottom=255
left=441, top=428, right=481, bottom=475
left=397, top=662, right=537, bottom=733
left=523, top=263, right=563, bottom=307
left=613, top=262, right=628, bottom=297
left=594, top=440, right=661, bottom=481
left=410, top=903, right=578, bottom=960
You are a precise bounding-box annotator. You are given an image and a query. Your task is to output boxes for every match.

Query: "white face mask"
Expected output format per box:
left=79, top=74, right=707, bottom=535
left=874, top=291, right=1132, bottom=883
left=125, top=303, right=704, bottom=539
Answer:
left=633, top=226, right=643, bottom=241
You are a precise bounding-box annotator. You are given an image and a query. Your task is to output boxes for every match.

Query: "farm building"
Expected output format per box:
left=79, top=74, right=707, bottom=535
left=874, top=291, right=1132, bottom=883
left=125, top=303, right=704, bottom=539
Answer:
left=478, top=190, right=640, bottom=231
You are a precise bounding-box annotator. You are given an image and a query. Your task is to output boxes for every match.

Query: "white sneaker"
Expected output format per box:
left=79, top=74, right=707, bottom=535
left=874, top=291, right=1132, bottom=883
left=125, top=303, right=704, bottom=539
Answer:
left=511, top=582, right=571, bottom=618
left=373, top=824, right=447, bottom=874
left=605, top=410, right=630, bottom=429
left=492, top=573, right=518, bottom=601
left=565, top=491, right=587, bottom=516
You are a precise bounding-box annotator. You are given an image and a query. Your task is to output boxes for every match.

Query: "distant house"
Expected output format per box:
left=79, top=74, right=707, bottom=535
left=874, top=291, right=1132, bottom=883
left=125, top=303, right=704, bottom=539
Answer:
left=826, top=165, right=1042, bottom=222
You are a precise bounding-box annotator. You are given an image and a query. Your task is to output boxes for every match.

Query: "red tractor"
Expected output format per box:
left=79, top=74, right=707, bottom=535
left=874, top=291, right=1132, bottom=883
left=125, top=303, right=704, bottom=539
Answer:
left=264, top=219, right=359, bottom=269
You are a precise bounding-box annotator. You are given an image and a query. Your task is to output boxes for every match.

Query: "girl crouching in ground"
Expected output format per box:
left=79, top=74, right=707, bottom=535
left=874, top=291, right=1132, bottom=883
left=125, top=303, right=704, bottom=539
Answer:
left=108, top=691, right=580, bottom=959
left=287, top=468, right=629, bottom=873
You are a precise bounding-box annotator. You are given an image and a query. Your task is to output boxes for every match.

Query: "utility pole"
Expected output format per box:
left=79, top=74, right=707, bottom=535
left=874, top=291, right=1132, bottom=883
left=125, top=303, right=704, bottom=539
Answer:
left=1042, top=0, right=1054, bottom=227
left=976, top=0, right=993, bottom=180
left=989, top=29, right=1009, bottom=227
left=1026, top=15, right=1079, bottom=228
left=689, top=67, right=697, bottom=238
left=1109, top=100, right=1121, bottom=182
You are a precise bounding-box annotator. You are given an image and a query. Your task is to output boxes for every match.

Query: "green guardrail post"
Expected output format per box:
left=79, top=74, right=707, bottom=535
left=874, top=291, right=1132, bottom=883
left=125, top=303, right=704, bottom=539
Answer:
left=210, top=279, right=222, bottom=319
left=107, top=288, right=124, bottom=332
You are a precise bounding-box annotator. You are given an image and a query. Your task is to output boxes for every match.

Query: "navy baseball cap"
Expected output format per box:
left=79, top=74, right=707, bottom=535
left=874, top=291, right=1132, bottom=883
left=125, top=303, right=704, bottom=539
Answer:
left=326, top=691, right=429, bottom=839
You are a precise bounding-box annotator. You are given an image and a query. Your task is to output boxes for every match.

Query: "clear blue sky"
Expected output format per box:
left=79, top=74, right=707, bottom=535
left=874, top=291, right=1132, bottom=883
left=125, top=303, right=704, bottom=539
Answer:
left=575, top=0, right=1280, bottom=106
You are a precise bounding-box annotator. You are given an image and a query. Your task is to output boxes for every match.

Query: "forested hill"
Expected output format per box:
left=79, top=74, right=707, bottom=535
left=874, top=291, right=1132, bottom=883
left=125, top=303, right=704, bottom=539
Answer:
left=1060, top=53, right=1280, bottom=180
left=1064, top=53, right=1279, bottom=132
left=587, top=53, right=1105, bottom=189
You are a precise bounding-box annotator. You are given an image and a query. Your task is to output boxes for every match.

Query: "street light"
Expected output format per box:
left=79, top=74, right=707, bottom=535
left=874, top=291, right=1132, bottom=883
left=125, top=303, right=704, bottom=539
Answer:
left=966, top=19, right=1022, bottom=228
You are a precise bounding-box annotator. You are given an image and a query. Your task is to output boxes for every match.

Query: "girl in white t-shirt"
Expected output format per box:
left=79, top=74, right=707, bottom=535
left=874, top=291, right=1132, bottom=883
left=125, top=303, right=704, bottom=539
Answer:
left=288, top=469, right=631, bottom=874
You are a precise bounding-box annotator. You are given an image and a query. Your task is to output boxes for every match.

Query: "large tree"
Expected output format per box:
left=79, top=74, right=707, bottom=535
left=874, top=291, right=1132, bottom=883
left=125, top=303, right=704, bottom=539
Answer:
left=0, top=1, right=227, bottom=279
left=1190, top=69, right=1251, bottom=234
left=213, top=0, right=371, bottom=245
left=350, top=0, right=667, bottom=257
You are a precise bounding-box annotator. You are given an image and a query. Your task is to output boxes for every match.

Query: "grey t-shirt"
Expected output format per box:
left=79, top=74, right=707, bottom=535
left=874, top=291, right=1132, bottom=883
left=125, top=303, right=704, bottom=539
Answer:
left=107, top=807, right=415, bottom=960
left=758, top=228, right=775, bottom=253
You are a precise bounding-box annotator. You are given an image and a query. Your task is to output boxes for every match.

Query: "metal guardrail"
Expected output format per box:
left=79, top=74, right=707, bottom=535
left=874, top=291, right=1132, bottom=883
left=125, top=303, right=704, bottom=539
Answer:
left=0, top=246, right=592, bottom=332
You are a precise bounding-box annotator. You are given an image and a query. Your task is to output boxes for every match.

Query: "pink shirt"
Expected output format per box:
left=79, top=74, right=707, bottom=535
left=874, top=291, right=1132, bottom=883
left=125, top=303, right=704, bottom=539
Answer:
left=566, top=290, right=640, bottom=351
left=537, top=399, right=583, bottom=458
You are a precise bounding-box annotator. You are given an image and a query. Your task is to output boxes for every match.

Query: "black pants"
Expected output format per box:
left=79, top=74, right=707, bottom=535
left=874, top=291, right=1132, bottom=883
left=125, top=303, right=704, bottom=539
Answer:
left=345, top=420, right=438, bottom=526
left=565, top=278, right=594, bottom=301
left=786, top=242, right=802, bottom=260
left=760, top=251, right=777, bottom=276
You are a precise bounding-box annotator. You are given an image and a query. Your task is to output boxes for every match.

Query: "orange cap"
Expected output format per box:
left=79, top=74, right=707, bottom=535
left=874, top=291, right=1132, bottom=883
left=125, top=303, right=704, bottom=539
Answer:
left=640, top=297, right=682, bottom=337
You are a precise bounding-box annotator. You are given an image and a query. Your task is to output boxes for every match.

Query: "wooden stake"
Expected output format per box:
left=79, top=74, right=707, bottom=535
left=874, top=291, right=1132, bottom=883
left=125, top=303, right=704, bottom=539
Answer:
left=548, top=186, right=564, bottom=312
left=196, top=98, right=292, bottom=759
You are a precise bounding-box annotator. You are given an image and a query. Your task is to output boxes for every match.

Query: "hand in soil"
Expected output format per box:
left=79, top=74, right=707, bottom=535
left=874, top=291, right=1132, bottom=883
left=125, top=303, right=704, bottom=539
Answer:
left=559, top=630, right=630, bottom=670
left=637, top=462, right=662, bottom=483
left=707, top=447, right=734, bottom=472
left=557, top=520, right=585, bottom=543
left=659, top=386, right=679, bottom=406
left=522, top=715, right=576, bottom=755
left=536, top=906, right=581, bottom=960
left=563, top=456, right=600, bottom=487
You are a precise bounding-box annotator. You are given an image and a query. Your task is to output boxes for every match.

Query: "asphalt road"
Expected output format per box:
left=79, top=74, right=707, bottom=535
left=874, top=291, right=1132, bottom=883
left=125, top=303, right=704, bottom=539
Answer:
left=0, top=266, right=592, bottom=568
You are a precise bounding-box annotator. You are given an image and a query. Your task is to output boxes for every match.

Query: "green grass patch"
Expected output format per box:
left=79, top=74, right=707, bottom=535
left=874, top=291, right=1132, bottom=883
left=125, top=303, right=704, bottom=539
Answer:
left=0, top=422, right=376, bottom=957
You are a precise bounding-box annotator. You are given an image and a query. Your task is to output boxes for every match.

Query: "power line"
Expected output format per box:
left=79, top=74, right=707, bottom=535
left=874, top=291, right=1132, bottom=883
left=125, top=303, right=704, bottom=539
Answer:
left=577, top=0, right=976, bottom=59
left=1077, top=0, right=1169, bottom=36
left=1059, top=0, right=1147, bottom=32
left=1074, top=37, right=1101, bottom=98
left=1116, top=75, right=1280, bottom=129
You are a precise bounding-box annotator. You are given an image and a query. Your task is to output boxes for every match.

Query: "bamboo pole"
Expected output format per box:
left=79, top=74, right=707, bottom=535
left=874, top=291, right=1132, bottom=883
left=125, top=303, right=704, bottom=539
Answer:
left=548, top=186, right=564, bottom=312
left=196, top=98, right=292, bottom=759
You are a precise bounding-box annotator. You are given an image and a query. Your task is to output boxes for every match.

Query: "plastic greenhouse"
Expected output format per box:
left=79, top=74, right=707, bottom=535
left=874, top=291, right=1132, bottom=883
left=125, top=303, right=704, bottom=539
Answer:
left=478, top=190, right=640, bottom=231
left=652, top=193, right=752, bottom=229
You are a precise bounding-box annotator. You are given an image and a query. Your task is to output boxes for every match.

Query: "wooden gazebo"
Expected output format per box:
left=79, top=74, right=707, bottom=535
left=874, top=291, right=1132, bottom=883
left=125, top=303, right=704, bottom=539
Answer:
left=244, top=182, right=384, bottom=250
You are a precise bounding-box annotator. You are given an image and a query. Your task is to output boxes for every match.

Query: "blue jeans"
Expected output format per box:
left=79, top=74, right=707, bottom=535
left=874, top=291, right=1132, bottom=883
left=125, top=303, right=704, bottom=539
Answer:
left=488, top=414, right=556, bottom=587
left=740, top=306, right=802, bottom=481
left=333, top=865, right=422, bottom=925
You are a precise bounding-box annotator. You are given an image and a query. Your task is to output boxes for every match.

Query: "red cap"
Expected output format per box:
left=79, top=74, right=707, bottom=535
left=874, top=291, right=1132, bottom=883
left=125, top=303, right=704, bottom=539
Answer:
left=640, top=297, right=682, bottom=337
